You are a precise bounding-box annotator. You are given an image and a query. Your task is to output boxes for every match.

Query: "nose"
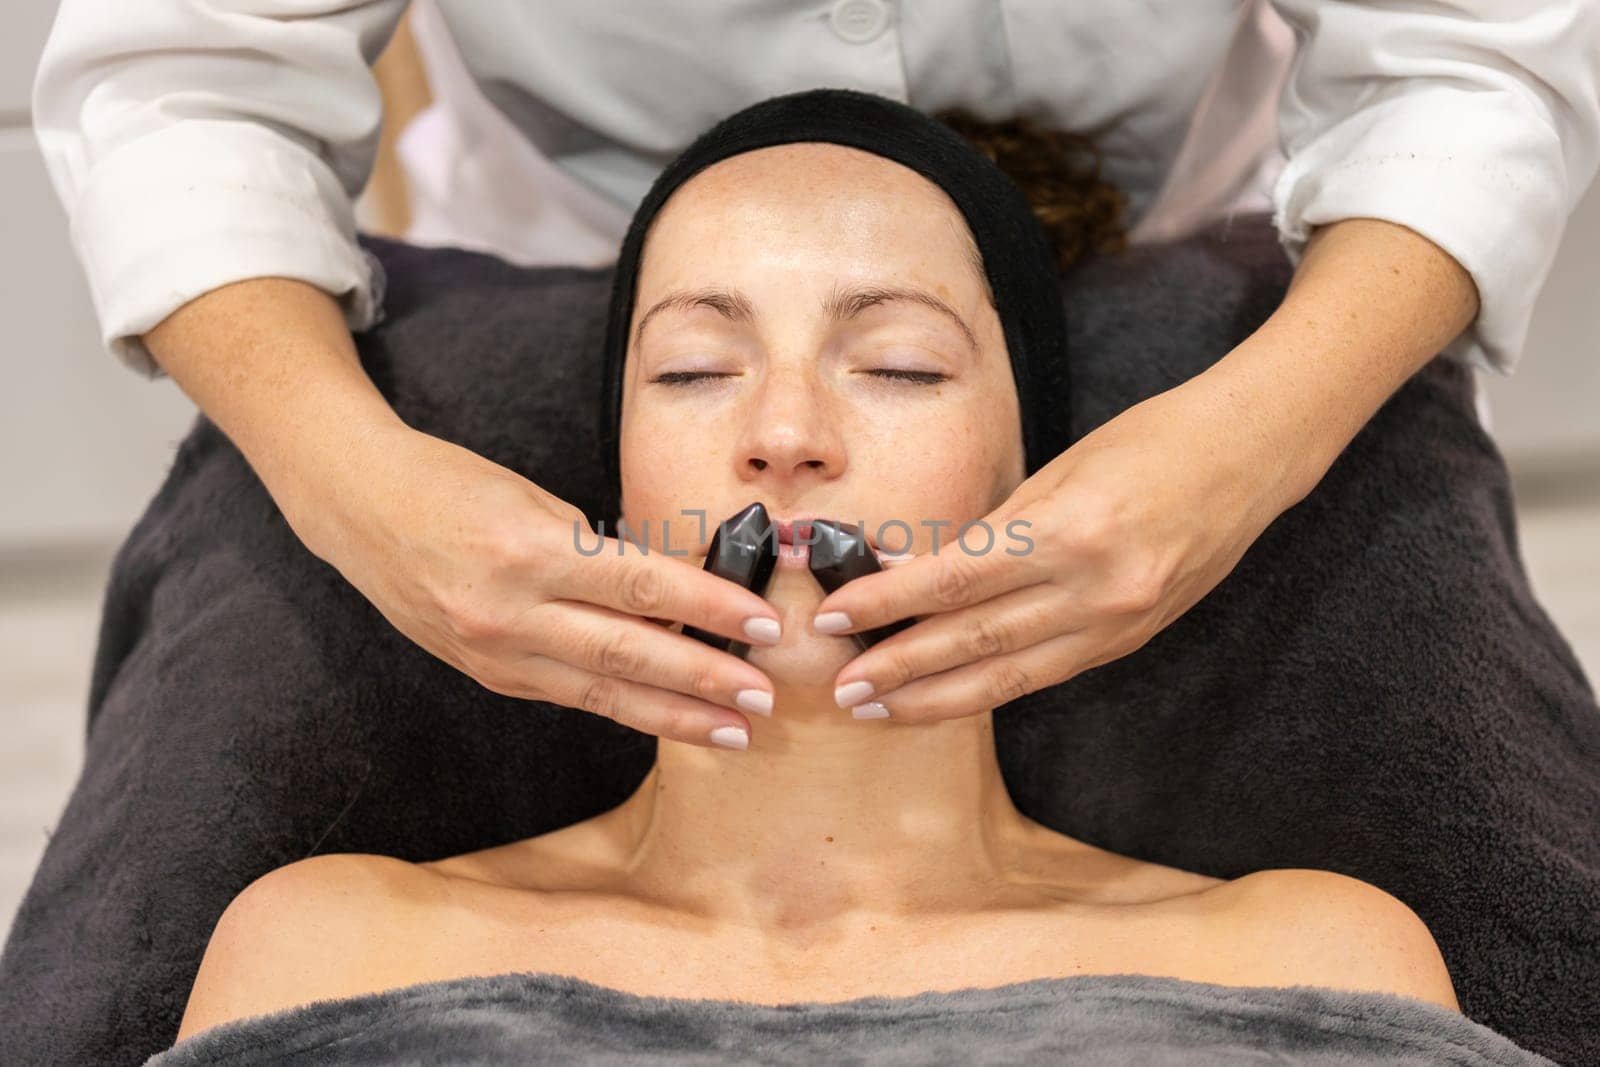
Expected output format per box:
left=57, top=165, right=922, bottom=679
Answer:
left=737, top=364, right=846, bottom=490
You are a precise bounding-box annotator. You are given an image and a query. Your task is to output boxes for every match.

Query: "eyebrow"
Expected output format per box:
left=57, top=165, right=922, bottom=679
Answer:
left=632, top=282, right=979, bottom=354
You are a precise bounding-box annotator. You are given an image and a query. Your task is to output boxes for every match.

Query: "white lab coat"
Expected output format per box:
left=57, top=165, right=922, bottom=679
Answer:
left=30, top=0, right=1600, bottom=385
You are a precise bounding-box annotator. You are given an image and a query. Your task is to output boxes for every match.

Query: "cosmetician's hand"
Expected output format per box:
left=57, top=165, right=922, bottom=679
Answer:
left=814, top=371, right=1309, bottom=723
left=285, top=422, right=787, bottom=750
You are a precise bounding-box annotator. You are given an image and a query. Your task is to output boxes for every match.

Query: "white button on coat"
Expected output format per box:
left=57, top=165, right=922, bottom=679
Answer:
left=830, top=0, right=891, bottom=44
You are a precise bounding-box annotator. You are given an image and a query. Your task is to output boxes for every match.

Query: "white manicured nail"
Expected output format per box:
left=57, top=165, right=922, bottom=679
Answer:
left=743, top=617, right=781, bottom=645
left=709, top=725, right=749, bottom=750
left=834, top=680, right=874, bottom=707
left=735, top=689, right=773, bottom=717
left=814, top=611, right=853, bottom=635
left=852, top=702, right=891, bottom=719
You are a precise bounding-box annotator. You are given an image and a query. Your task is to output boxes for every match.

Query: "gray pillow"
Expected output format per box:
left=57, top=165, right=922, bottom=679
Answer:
left=2, top=215, right=1595, bottom=1065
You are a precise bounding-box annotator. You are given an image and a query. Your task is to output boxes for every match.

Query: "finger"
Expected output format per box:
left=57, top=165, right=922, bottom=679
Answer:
left=846, top=628, right=1102, bottom=725
left=561, top=536, right=783, bottom=648
left=501, top=654, right=756, bottom=750
left=521, top=600, right=776, bottom=717
left=813, top=544, right=1043, bottom=639
left=829, top=583, right=1067, bottom=703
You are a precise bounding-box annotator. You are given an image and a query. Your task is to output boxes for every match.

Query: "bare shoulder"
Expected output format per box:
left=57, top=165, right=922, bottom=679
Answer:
left=175, top=853, right=449, bottom=1045
left=1020, top=817, right=1225, bottom=904
left=1208, top=868, right=1460, bottom=1012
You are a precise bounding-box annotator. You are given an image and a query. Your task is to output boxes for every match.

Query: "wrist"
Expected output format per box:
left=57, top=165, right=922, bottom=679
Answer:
left=263, top=404, right=411, bottom=561
left=1189, top=337, right=1352, bottom=514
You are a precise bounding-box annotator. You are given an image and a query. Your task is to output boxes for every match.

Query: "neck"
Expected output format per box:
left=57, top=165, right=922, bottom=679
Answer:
left=605, top=678, right=1035, bottom=936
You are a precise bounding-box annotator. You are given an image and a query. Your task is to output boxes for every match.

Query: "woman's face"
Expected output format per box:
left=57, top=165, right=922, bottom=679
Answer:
left=619, top=141, right=1025, bottom=687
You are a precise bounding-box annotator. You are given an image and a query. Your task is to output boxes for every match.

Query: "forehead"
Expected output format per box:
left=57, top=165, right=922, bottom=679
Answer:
left=672, top=140, right=943, bottom=200
left=636, top=142, right=981, bottom=299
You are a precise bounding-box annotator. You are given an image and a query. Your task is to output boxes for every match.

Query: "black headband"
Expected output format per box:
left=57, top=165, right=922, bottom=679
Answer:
left=597, top=87, right=1070, bottom=518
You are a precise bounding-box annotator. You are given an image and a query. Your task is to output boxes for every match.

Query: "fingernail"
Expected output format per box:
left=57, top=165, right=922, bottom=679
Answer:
left=814, top=611, right=853, bottom=635
left=852, top=702, right=891, bottom=719
left=834, top=680, right=874, bottom=707
left=709, top=725, right=749, bottom=750
left=743, top=617, right=781, bottom=645
left=735, top=689, right=773, bottom=717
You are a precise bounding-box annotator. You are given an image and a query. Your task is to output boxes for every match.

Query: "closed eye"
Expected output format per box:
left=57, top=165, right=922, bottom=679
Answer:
left=866, top=369, right=948, bottom=385
left=650, top=369, right=948, bottom=386
left=649, top=370, right=738, bottom=386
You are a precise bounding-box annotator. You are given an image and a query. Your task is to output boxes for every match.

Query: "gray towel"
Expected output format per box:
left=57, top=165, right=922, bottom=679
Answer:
left=4, top=216, right=1597, bottom=1065
left=143, top=971, right=1555, bottom=1066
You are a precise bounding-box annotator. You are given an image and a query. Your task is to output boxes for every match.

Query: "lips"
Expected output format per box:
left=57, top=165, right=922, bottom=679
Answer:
left=774, top=519, right=815, bottom=546
left=772, top=516, right=881, bottom=552
left=771, top=518, right=814, bottom=568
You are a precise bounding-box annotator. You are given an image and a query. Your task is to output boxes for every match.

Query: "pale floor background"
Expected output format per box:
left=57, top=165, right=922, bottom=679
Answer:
left=3, top=473, right=1598, bottom=940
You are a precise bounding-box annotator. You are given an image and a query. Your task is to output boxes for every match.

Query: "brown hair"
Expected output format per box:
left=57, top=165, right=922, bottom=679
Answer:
left=935, top=108, right=1129, bottom=274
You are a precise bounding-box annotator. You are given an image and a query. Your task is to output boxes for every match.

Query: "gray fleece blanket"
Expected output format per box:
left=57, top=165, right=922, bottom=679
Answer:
left=144, top=971, right=1553, bottom=1066
left=4, top=215, right=1598, bottom=1065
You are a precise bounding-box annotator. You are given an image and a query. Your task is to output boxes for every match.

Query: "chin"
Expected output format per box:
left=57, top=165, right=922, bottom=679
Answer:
left=743, top=564, right=859, bottom=688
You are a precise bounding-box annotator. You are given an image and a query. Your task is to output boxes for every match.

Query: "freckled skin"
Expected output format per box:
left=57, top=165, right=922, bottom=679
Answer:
left=619, top=142, right=1025, bottom=692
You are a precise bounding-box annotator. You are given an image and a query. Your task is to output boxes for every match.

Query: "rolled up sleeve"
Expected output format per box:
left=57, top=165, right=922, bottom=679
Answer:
left=31, top=0, right=408, bottom=378
left=1266, top=0, right=1600, bottom=376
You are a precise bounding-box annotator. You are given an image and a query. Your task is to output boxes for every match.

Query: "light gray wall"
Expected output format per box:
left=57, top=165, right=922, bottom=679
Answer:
left=1, top=6, right=196, bottom=550
left=1481, top=178, right=1600, bottom=472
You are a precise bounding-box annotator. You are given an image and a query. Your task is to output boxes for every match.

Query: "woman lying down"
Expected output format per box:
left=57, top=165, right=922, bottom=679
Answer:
left=150, top=90, right=1550, bottom=1065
